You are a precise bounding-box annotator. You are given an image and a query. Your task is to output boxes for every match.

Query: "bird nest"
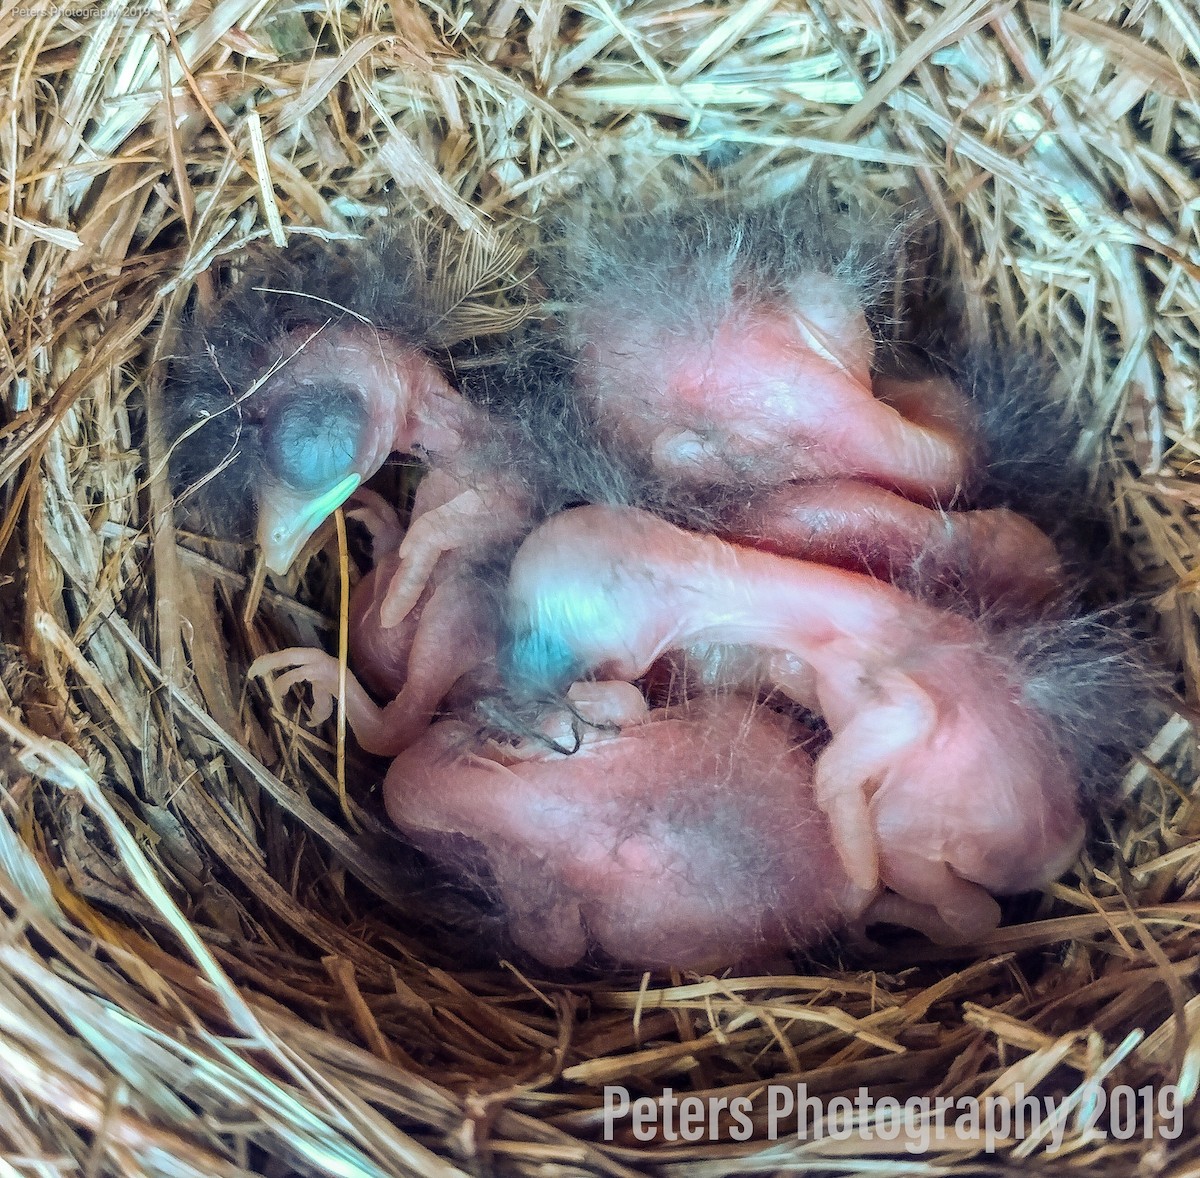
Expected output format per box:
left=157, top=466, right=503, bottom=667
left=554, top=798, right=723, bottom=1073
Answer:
left=3, top=2, right=1200, bottom=1175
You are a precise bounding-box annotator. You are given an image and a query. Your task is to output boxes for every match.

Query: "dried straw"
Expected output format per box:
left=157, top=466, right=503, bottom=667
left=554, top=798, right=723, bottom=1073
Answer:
left=1, top=1, right=1199, bottom=1174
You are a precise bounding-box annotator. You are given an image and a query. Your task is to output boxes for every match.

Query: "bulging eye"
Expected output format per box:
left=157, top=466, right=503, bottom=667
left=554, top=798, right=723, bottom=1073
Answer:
left=263, top=384, right=367, bottom=492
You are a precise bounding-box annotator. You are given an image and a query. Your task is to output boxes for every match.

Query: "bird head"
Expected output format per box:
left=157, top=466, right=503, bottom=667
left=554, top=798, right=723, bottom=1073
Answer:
left=173, top=318, right=467, bottom=574
left=253, top=323, right=471, bottom=572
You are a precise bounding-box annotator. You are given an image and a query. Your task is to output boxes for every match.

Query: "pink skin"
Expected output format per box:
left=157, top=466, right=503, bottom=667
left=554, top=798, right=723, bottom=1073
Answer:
left=873, top=373, right=979, bottom=454
left=255, top=323, right=500, bottom=579
left=577, top=277, right=970, bottom=501
left=250, top=583, right=493, bottom=755
left=374, top=468, right=532, bottom=630
left=346, top=473, right=531, bottom=694
left=252, top=475, right=527, bottom=754
left=724, top=480, right=1065, bottom=609
left=385, top=688, right=870, bottom=969
left=343, top=489, right=413, bottom=698
left=346, top=560, right=418, bottom=698
left=506, top=505, right=1086, bottom=940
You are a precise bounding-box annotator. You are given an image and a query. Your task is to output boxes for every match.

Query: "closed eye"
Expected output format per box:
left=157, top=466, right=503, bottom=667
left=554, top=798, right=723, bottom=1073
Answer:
left=263, top=383, right=367, bottom=492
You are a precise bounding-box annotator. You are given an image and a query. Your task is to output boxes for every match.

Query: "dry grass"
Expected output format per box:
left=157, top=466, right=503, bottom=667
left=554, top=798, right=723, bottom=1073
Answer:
left=2, top=0, right=1200, bottom=1174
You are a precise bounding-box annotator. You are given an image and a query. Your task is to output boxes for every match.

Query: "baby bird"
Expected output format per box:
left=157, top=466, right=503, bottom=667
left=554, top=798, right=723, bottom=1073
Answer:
left=500, top=504, right=1145, bottom=941
left=167, top=228, right=525, bottom=609
left=543, top=191, right=975, bottom=501
left=384, top=687, right=866, bottom=970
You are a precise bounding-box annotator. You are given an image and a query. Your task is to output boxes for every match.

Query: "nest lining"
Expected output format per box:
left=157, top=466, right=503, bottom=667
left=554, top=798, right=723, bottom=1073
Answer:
left=1, top=1, right=1200, bottom=1175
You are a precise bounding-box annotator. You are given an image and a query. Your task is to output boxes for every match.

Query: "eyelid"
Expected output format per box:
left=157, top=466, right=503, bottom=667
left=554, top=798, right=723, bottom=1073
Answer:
left=263, top=385, right=367, bottom=491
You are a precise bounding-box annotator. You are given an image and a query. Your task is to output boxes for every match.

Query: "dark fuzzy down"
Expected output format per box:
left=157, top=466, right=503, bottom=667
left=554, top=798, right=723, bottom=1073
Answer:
left=990, top=606, right=1165, bottom=800
left=540, top=184, right=909, bottom=350
left=464, top=334, right=745, bottom=533
left=949, top=348, right=1094, bottom=524
left=166, top=227, right=452, bottom=537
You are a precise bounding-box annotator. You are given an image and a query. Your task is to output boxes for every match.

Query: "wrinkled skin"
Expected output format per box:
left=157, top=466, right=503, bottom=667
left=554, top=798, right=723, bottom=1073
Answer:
left=252, top=474, right=526, bottom=754
left=385, top=688, right=870, bottom=969
left=724, top=479, right=1065, bottom=610
left=576, top=279, right=972, bottom=501
left=504, top=505, right=1086, bottom=941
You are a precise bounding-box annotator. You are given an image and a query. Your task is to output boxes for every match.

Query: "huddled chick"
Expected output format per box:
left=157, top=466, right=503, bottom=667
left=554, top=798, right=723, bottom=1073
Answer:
left=168, top=188, right=1154, bottom=971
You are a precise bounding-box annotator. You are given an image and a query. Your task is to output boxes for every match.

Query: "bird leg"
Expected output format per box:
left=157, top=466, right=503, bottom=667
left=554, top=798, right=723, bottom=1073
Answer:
left=812, top=666, right=938, bottom=893
left=857, top=887, right=1002, bottom=945
left=249, top=649, right=403, bottom=756
left=377, top=487, right=491, bottom=629
left=346, top=486, right=406, bottom=552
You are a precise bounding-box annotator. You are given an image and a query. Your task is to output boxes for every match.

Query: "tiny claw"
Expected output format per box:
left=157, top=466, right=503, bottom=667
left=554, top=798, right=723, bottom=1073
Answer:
left=931, top=880, right=1003, bottom=942
left=858, top=892, right=970, bottom=945
left=248, top=650, right=303, bottom=680
left=863, top=884, right=1001, bottom=945
left=275, top=668, right=335, bottom=724
left=249, top=648, right=342, bottom=727
left=819, top=781, right=880, bottom=893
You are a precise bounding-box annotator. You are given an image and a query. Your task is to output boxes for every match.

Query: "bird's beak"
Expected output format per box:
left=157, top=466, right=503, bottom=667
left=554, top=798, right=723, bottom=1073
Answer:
left=257, top=473, right=363, bottom=574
